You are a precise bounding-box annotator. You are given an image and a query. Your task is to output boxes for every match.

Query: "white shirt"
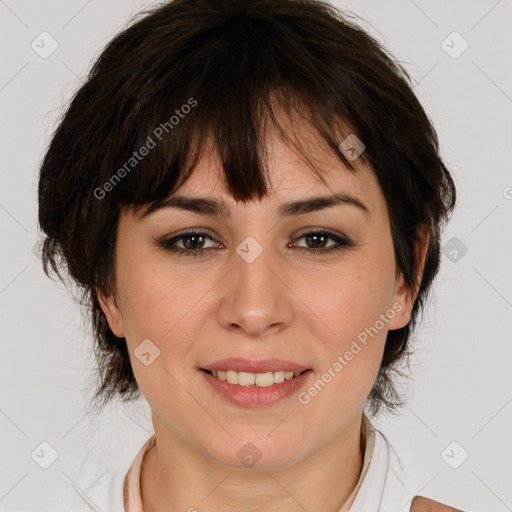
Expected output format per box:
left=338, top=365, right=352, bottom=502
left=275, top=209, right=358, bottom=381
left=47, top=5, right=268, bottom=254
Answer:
left=1, top=415, right=414, bottom=512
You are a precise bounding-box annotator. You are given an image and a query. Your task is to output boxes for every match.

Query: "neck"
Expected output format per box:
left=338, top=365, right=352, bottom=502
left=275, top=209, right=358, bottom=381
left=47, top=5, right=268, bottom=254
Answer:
left=140, top=411, right=366, bottom=512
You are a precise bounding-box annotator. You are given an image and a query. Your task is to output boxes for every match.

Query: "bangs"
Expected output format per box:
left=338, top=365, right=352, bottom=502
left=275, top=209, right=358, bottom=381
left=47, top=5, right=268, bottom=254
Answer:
left=96, top=13, right=367, bottom=212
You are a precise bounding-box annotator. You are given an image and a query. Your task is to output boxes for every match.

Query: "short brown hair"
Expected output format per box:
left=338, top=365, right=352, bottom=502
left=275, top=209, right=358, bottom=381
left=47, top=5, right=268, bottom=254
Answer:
left=37, top=0, right=456, bottom=415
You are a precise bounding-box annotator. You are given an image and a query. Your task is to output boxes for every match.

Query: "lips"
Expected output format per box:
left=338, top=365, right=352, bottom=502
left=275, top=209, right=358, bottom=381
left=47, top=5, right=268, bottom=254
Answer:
left=198, top=357, right=313, bottom=407
left=201, top=357, right=311, bottom=374
left=200, top=367, right=313, bottom=407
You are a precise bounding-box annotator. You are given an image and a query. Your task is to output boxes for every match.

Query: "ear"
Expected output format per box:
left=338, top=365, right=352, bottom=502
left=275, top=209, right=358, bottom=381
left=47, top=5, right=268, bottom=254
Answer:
left=97, top=287, right=126, bottom=338
left=387, top=225, right=430, bottom=330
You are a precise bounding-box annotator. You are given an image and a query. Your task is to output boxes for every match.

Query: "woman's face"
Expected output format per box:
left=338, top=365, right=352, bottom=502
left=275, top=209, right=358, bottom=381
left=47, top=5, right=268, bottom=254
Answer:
left=99, top=124, right=423, bottom=471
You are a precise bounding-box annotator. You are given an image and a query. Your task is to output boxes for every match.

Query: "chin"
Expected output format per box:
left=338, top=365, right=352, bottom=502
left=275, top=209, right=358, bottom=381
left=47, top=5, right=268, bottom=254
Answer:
left=203, top=435, right=306, bottom=472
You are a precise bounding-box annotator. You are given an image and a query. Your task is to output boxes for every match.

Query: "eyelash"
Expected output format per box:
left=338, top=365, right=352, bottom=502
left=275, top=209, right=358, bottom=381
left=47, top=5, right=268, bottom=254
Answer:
left=155, top=229, right=354, bottom=257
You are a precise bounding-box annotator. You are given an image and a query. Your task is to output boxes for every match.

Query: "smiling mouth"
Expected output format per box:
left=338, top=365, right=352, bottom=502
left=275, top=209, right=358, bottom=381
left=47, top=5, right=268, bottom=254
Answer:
left=201, top=369, right=311, bottom=387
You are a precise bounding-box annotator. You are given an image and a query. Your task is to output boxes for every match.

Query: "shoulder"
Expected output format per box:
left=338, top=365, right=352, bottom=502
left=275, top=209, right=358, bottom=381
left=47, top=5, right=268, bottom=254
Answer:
left=410, top=496, right=465, bottom=511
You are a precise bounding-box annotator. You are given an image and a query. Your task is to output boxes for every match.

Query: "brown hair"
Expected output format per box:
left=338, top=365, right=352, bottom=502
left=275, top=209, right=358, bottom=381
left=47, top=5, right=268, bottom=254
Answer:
left=37, top=0, right=456, bottom=415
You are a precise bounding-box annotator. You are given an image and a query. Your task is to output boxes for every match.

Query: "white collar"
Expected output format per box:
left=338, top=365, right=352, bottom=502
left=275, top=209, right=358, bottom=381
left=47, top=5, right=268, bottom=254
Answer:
left=348, top=415, right=412, bottom=512
left=35, top=414, right=413, bottom=512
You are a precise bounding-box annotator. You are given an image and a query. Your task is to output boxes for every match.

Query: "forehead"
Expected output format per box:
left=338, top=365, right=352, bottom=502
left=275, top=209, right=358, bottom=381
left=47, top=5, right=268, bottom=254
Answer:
left=173, top=124, right=377, bottom=210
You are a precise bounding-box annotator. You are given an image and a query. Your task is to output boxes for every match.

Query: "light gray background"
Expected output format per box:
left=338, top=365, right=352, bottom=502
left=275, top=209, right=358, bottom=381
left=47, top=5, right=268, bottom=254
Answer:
left=1, top=0, right=511, bottom=510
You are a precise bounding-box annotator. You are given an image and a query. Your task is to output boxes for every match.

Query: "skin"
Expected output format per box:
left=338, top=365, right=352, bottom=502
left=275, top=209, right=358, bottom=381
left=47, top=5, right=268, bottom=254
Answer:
left=98, top=121, right=435, bottom=511
left=411, top=497, right=465, bottom=511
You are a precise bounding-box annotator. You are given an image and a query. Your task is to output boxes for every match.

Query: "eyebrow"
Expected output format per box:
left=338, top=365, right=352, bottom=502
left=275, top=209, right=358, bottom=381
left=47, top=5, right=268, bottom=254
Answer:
left=140, top=191, right=370, bottom=219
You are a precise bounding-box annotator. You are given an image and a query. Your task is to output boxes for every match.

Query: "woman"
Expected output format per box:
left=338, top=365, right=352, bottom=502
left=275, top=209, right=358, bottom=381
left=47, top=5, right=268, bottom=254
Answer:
left=34, top=0, right=461, bottom=510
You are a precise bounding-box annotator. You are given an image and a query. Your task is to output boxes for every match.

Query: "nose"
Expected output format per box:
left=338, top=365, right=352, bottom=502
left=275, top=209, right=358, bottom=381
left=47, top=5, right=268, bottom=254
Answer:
left=216, top=239, right=294, bottom=338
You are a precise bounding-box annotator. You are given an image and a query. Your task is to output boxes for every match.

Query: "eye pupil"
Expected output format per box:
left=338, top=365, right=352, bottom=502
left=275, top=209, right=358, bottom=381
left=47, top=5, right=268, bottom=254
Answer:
left=306, top=233, right=327, bottom=249
left=184, top=234, right=205, bottom=250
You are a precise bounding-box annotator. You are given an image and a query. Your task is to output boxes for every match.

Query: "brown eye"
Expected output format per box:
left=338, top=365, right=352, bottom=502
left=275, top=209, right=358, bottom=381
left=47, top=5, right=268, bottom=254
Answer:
left=157, top=232, right=219, bottom=257
left=291, top=230, right=354, bottom=255
left=156, top=229, right=354, bottom=258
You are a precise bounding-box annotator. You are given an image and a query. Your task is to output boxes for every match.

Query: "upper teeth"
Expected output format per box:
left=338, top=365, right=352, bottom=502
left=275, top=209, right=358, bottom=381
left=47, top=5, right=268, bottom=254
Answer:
left=212, top=370, right=302, bottom=387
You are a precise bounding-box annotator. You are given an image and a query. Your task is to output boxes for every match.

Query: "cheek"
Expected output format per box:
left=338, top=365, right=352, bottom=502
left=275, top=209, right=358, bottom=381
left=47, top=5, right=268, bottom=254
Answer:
left=120, top=275, right=169, bottom=340
left=117, top=250, right=193, bottom=337
left=112, top=237, right=180, bottom=402
left=308, top=253, right=396, bottom=345
left=298, top=271, right=390, bottom=428
left=119, top=264, right=208, bottom=368
left=299, top=246, right=396, bottom=399
left=118, top=270, right=195, bottom=405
